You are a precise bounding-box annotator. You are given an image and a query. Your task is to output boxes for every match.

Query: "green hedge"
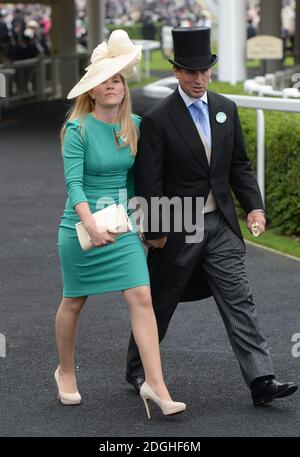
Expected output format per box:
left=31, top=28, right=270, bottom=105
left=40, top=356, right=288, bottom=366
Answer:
left=262, top=111, right=300, bottom=236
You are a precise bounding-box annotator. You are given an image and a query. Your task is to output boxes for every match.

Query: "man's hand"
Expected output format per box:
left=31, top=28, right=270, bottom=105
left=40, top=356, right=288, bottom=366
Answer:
left=143, top=236, right=168, bottom=249
left=247, top=210, right=266, bottom=236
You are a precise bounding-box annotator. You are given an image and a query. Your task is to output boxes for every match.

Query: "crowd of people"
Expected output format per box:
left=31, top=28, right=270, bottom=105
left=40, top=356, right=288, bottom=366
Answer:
left=0, top=4, right=51, bottom=64
left=79, top=0, right=212, bottom=53
left=0, top=1, right=213, bottom=64
left=104, top=0, right=212, bottom=58
left=104, top=0, right=210, bottom=28
left=0, top=0, right=297, bottom=65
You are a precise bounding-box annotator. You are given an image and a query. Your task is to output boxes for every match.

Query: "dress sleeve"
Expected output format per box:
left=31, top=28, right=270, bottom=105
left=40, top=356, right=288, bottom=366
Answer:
left=62, top=121, right=88, bottom=209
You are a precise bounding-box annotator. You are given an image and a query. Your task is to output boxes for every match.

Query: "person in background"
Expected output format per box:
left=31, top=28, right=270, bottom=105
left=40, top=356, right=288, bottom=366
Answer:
left=247, top=19, right=257, bottom=39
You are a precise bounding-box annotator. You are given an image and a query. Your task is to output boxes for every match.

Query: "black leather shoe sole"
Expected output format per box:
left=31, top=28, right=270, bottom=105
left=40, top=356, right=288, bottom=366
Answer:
left=253, top=384, right=298, bottom=406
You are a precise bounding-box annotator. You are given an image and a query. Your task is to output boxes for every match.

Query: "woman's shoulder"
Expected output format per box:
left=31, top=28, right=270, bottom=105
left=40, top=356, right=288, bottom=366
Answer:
left=65, top=117, right=82, bottom=130
left=65, top=117, right=89, bottom=138
left=64, top=117, right=88, bottom=144
left=131, top=113, right=142, bottom=127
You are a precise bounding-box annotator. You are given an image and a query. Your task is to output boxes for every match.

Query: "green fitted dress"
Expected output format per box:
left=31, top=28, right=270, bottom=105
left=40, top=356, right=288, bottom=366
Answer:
left=57, top=113, right=150, bottom=297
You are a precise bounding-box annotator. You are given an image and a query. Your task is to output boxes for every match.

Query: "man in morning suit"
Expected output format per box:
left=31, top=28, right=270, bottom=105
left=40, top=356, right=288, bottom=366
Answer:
left=126, top=27, right=298, bottom=406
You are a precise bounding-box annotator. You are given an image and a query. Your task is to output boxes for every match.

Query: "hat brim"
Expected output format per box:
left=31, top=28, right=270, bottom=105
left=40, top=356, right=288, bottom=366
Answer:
left=168, top=54, right=218, bottom=71
left=67, top=47, right=142, bottom=99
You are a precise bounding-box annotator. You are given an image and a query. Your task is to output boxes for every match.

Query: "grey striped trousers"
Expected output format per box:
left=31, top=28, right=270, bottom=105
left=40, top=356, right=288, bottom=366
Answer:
left=126, top=210, right=274, bottom=386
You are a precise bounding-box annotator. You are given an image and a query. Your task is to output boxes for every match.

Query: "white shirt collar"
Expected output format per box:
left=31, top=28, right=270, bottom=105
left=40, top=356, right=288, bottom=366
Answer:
left=178, top=83, right=208, bottom=107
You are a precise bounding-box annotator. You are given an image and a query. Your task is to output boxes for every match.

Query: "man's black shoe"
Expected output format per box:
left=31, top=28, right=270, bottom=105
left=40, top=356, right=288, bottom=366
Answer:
left=126, top=373, right=145, bottom=394
left=251, top=379, right=298, bottom=406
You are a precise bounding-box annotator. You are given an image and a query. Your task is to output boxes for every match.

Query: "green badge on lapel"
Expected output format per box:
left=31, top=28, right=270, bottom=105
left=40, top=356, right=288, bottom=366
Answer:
left=216, top=112, right=227, bottom=123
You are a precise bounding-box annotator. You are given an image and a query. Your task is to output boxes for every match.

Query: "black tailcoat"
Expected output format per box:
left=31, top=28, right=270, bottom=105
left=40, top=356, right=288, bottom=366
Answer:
left=135, top=88, right=264, bottom=302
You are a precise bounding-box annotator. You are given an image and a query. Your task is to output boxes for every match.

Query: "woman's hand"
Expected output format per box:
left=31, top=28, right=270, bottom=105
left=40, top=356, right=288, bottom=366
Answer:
left=85, top=223, right=119, bottom=248
left=75, top=203, right=119, bottom=247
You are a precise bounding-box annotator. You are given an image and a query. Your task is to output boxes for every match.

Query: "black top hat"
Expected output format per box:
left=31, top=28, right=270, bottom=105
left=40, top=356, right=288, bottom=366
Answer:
left=168, top=27, right=218, bottom=71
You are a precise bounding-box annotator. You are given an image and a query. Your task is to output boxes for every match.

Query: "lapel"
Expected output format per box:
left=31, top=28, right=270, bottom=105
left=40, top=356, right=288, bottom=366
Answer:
left=168, top=89, right=210, bottom=175
left=207, top=91, right=227, bottom=172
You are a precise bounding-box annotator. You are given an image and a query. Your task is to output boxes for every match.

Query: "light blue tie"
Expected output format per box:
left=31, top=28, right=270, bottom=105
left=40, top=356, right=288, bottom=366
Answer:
left=189, top=100, right=211, bottom=150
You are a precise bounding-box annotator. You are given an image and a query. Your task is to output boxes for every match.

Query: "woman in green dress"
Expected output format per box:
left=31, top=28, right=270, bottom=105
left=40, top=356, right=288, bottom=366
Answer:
left=55, top=30, right=186, bottom=418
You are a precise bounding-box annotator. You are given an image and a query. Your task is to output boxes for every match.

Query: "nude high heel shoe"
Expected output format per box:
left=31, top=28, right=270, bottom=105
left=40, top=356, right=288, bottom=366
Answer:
left=140, top=382, right=186, bottom=419
left=54, top=366, right=81, bottom=405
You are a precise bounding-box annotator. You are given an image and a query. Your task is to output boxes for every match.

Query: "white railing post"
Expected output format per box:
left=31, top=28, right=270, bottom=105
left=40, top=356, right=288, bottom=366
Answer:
left=0, top=72, right=5, bottom=122
left=0, top=72, right=5, bottom=98
left=256, top=109, right=265, bottom=203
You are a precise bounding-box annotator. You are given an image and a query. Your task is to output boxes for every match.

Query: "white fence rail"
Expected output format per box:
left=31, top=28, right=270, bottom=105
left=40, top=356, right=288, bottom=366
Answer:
left=0, top=54, right=87, bottom=105
left=0, top=46, right=154, bottom=121
left=143, top=78, right=300, bottom=203
left=0, top=54, right=90, bottom=121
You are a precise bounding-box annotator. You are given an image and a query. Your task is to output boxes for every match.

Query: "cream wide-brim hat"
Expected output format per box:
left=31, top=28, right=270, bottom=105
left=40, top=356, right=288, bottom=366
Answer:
left=67, top=29, right=142, bottom=99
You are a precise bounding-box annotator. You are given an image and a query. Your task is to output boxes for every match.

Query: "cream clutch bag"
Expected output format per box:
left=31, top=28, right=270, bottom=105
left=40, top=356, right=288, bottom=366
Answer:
left=75, top=203, right=132, bottom=251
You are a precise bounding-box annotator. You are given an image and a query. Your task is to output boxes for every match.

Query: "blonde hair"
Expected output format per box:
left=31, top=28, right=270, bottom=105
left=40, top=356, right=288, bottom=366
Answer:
left=60, top=75, right=139, bottom=155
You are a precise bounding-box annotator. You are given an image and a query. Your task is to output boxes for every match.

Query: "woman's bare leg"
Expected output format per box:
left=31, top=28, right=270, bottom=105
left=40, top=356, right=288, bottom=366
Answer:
left=55, top=296, right=87, bottom=393
left=123, top=286, right=172, bottom=401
